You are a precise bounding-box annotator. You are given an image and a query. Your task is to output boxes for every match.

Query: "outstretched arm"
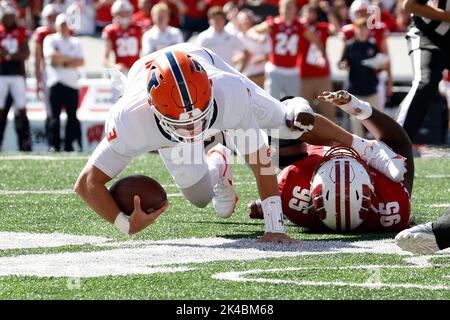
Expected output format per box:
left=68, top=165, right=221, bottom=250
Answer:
left=318, top=90, right=414, bottom=193
left=244, top=144, right=295, bottom=244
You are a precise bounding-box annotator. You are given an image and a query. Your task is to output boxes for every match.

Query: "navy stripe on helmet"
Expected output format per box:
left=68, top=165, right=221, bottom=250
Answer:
left=165, top=51, right=193, bottom=111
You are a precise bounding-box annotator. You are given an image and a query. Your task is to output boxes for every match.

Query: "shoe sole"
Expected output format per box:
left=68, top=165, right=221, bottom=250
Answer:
left=395, top=233, right=439, bottom=255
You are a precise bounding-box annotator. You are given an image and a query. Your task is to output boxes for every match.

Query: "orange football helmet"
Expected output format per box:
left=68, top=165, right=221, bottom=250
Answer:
left=146, top=50, right=213, bottom=143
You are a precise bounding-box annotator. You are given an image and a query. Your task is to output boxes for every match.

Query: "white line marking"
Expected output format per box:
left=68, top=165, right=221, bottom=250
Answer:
left=212, top=265, right=450, bottom=291
left=0, top=155, right=89, bottom=161
left=0, top=232, right=109, bottom=250
left=418, top=174, right=450, bottom=179
left=431, top=203, right=450, bottom=208
left=0, top=190, right=74, bottom=195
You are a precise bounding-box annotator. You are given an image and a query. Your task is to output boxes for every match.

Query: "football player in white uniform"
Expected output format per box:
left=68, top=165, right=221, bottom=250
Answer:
left=75, top=43, right=406, bottom=243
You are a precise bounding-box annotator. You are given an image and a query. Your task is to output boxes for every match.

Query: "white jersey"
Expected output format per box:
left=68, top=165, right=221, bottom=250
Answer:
left=90, top=43, right=301, bottom=179
left=141, top=26, right=183, bottom=56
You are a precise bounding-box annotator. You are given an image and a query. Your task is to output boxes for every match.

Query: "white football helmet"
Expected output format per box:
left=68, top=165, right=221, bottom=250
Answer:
left=310, top=147, right=374, bottom=232
left=111, top=0, right=133, bottom=27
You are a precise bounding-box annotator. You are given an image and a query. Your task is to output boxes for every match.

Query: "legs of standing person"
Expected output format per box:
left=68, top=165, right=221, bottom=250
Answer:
left=264, top=69, right=284, bottom=99
left=48, top=83, right=64, bottom=151
left=10, top=76, right=31, bottom=151
left=0, top=93, right=13, bottom=151
left=301, top=76, right=335, bottom=122
left=264, top=70, right=299, bottom=99
left=397, top=34, right=446, bottom=140
left=64, top=86, right=81, bottom=152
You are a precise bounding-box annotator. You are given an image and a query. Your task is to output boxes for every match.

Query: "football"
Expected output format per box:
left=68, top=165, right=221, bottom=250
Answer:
left=109, top=175, right=167, bottom=216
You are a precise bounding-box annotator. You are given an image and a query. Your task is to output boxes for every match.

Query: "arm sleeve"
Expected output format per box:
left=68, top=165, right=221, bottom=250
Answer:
left=88, top=138, right=133, bottom=179
left=141, top=32, right=151, bottom=56
left=42, top=36, right=55, bottom=58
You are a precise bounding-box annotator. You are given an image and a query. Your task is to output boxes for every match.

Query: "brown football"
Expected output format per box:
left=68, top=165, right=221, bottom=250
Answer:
left=109, top=175, right=167, bottom=216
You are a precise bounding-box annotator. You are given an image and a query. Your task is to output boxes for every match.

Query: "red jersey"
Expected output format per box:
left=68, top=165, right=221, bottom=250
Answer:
left=94, top=0, right=113, bottom=26
left=340, top=23, right=387, bottom=51
left=0, top=24, right=29, bottom=76
left=182, top=0, right=207, bottom=18
left=267, top=16, right=308, bottom=68
left=298, top=21, right=330, bottom=78
left=102, top=22, right=142, bottom=69
left=33, top=26, right=54, bottom=47
left=278, top=145, right=411, bottom=233
left=132, top=11, right=152, bottom=32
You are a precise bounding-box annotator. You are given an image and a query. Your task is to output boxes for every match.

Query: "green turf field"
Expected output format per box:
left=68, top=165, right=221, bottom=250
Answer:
left=0, top=153, right=449, bottom=299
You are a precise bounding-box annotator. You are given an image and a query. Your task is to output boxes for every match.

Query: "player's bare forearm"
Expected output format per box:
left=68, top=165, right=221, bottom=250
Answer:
left=360, top=108, right=414, bottom=192
left=244, top=145, right=279, bottom=200
left=74, top=163, right=121, bottom=224
left=403, top=0, right=450, bottom=22
left=301, top=114, right=353, bottom=147
left=10, top=45, right=30, bottom=61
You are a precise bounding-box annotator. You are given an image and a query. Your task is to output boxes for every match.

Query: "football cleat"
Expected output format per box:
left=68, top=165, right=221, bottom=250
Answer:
left=395, top=222, right=440, bottom=254
left=359, top=140, right=407, bottom=182
left=209, top=146, right=238, bottom=218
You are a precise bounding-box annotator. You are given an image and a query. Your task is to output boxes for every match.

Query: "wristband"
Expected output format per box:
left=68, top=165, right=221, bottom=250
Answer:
left=339, top=94, right=373, bottom=120
left=114, top=212, right=130, bottom=235
left=261, top=195, right=286, bottom=234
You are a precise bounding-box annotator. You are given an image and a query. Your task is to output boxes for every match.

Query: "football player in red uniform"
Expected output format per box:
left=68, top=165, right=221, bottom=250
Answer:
left=0, top=5, right=31, bottom=151
left=33, top=4, right=60, bottom=103
left=249, top=0, right=326, bottom=100
left=102, top=0, right=142, bottom=73
left=249, top=90, right=414, bottom=233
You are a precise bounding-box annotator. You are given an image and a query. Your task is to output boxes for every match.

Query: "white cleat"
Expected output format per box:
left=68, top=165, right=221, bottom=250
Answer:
left=209, top=146, right=238, bottom=218
left=395, top=222, right=440, bottom=254
left=360, top=140, right=407, bottom=182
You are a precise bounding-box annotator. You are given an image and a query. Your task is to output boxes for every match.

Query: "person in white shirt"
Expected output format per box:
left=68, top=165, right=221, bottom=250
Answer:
left=141, top=2, right=184, bottom=56
left=196, top=6, right=250, bottom=72
left=43, top=13, right=84, bottom=152
left=236, top=9, right=270, bottom=88
left=223, top=1, right=239, bottom=35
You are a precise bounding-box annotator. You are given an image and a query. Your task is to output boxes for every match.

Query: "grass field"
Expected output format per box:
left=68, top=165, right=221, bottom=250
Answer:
left=0, top=152, right=449, bottom=300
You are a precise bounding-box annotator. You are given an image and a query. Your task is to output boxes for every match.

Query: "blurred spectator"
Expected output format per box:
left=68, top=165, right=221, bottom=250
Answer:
left=43, top=13, right=84, bottom=151
left=331, top=0, right=350, bottom=28
left=132, top=0, right=154, bottom=31
left=237, top=8, right=269, bottom=87
left=205, top=0, right=229, bottom=7
left=66, top=0, right=96, bottom=35
left=94, top=0, right=115, bottom=32
left=340, top=0, right=392, bottom=114
left=0, top=4, right=32, bottom=151
left=142, top=2, right=182, bottom=55
left=223, top=1, right=239, bottom=34
left=196, top=6, right=250, bottom=72
left=394, top=0, right=409, bottom=32
left=102, top=0, right=142, bottom=73
left=33, top=3, right=60, bottom=142
left=339, top=17, right=380, bottom=137
left=299, top=3, right=336, bottom=122
left=178, top=0, right=209, bottom=41
left=372, top=0, right=397, bottom=33
left=249, top=0, right=324, bottom=99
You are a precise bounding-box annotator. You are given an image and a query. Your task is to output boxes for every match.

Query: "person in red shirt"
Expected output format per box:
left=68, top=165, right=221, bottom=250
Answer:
left=33, top=4, right=60, bottom=102
left=0, top=5, right=31, bottom=151
left=178, top=0, right=209, bottom=41
left=299, top=3, right=338, bottom=122
left=94, top=0, right=115, bottom=31
left=249, top=0, right=325, bottom=100
left=102, top=0, right=142, bottom=73
left=132, top=0, right=154, bottom=31
left=249, top=90, right=413, bottom=233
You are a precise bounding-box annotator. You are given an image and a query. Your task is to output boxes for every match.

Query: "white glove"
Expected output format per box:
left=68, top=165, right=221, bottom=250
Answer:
left=320, top=91, right=372, bottom=120
left=361, top=53, right=389, bottom=69
left=106, top=68, right=128, bottom=96
left=284, top=97, right=315, bottom=133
